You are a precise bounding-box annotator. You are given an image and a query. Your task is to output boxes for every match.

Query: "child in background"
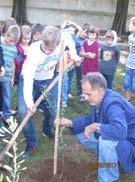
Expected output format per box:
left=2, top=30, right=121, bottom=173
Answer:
left=60, top=20, right=81, bottom=106
left=0, top=25, right=20, bottom=118
left=31, top=23, right=45, bottom=112
left=66, top=24, right=77, bottom=100
left=74, top=28, right=88, bottom=102
left=0, top=18, right=17, bottom=113
left=99, top=30, right=120, bottom=89
left=31, top=23, right=44, bottom=42
left=80, top=26, right=100, bottom=75
left=15, top=25, right=31, bottom=84
left=123, top=17, right=135, bottom=101
left=1, top=17, right=17, bottom=36
left=0, top=23, right=5, bottom=134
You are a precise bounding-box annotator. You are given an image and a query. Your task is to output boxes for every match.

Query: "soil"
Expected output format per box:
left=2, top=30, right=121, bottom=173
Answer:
left=22, top=157, right=97, bottom=182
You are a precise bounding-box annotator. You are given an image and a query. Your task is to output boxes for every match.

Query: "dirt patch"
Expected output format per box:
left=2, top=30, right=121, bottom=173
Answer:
left=22, top=157, right=96, bottom=182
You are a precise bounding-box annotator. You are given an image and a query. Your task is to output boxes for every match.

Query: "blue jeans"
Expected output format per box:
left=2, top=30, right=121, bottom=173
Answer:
left=18, top=77, right=58, bottom=147
left=102, top=74, right=114, bottom=89
left=33, top=79, right=58, bottom=135
left=76, top=133, right=119, bottom=182
left=62, top=72, right=68, bottom=102
left=124, top=67, right=135, bottom=93
left=18, top=77, right=38, bottom=147
left=0, top=81, right=12, bottom=117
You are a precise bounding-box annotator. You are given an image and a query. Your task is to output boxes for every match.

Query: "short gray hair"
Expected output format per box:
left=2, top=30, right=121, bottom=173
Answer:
left=42, top=26, right=61, bottom=48
left=6, top=25, right=21, bottom=41
left=82, top=72, right=107, bottom=90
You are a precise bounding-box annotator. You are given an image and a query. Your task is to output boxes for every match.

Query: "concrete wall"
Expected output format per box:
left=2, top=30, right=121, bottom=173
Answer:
left=0, top=0, right=135, bottom=30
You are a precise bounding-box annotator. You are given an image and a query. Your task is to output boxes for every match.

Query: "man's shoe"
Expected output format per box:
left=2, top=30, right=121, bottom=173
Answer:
left=21, top=146, right=38, bottom=158
left=42, top=132, right=54, bottom=139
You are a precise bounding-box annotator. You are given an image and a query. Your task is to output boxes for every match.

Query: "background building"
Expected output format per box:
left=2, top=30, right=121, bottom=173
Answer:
left=0, top=0, right=135, bottom=30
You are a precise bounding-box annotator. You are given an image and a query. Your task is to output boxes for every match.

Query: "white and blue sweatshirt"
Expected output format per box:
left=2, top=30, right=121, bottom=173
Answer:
left=22, top=31, right=80, bottom=108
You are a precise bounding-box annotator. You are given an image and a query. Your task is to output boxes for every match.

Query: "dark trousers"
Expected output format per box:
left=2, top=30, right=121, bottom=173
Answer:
left=102, top=74, right=114, bottom=89
left=76, top=66, right=82, bottom=96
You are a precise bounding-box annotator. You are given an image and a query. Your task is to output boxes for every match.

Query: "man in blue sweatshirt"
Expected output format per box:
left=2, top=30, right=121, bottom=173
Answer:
left=55, top=72, right=135, bottom=182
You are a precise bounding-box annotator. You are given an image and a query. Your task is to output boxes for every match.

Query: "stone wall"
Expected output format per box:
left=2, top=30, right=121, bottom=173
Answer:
left=0, top=0, right=135, bottom=30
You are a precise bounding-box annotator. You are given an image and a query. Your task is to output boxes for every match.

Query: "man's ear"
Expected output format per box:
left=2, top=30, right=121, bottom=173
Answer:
left=98, top=87, right=104, bottom=96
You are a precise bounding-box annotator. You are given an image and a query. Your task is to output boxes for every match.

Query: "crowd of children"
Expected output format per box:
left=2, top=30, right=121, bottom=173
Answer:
left=0, top=16, right=135, bottom=157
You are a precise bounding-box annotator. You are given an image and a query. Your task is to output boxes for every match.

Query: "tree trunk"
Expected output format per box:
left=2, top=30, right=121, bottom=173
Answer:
left=112, top=0, right=129, bottom=36
left=11, top=0, right=29, bottom=25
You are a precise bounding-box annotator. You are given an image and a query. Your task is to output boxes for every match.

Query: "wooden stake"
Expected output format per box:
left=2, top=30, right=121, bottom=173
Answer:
left=53, top=40, right=64, bottom=175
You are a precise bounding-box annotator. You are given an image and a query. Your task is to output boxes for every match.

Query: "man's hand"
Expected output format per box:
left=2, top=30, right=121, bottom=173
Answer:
left=84, top=123, right=98, bottom=138
left=54, top=118, right=61, bottom=127
left=54, top=118, right=73, bottom=127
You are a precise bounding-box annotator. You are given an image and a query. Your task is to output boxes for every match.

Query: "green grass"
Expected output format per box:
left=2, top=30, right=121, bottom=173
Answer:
left=1, top=62, right=135, bottom=181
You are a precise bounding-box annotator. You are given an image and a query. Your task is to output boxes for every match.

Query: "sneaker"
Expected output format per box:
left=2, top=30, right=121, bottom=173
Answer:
left=42, top=132, right=54, bottom=139
left=5, top=115, right=14, bottom=125
left=68, top=94, right=73, bottom=99
left=21, top=146, right=38, bottom=158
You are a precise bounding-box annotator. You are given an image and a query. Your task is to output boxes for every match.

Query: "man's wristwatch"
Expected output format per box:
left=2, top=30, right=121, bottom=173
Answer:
left=96, top=123, right=101, bottom=133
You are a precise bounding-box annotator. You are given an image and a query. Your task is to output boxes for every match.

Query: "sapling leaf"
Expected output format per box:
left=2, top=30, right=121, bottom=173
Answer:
left=2, top=139, right=10, bottom=144
left=20, top=167, right=27, bottom=171
left=5, top=151, right=14, bottom=158
left=18, top=159, right=25, bottom=164
left=3, top=165, right=13, bottom=172
left=1, top=127, right=12, bottom=134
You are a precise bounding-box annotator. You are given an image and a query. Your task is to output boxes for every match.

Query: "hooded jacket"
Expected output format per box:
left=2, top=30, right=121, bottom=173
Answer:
left=71, top=89, right=135, bottom=173
left=99, top=30, right=120, bottom=75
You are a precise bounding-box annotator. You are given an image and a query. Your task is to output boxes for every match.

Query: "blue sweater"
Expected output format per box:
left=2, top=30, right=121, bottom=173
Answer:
left=0, top=41, right=17, bottom=81
left=99, top=45, right=120, bottom=75
left=71, top=89, right=135, bottom=172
